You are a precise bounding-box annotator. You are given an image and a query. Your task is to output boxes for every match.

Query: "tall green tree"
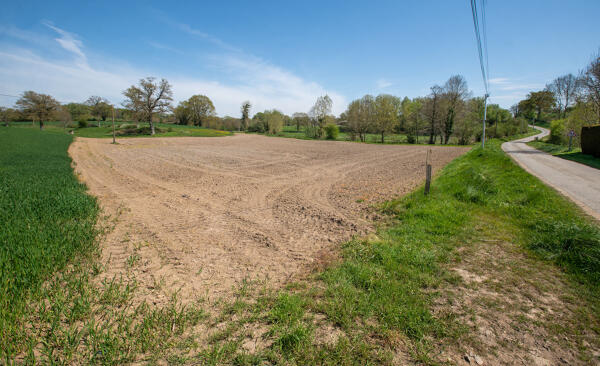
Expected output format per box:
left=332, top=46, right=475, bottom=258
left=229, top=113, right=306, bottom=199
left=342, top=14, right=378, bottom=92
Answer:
left=309, top=95, right=333, bottom=138
left=424, top=85, right=443, bottom=144
left=374, top=94, right=400, bottom=143
left=240, top=101, right=251, bottom=131
left=346, top=95, right=375, bottom=142
left=524, top=90, right=555, bottom=122
left=186, top=95, right=215, bottom=126
left=442, top=75, right=470, bottom=144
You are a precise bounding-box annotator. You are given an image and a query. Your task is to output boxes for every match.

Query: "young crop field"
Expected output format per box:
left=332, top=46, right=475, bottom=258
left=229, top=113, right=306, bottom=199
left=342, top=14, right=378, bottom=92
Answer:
left=8, top=121, right=232, bottom=138
left=0, top=127, right=99, bottom=357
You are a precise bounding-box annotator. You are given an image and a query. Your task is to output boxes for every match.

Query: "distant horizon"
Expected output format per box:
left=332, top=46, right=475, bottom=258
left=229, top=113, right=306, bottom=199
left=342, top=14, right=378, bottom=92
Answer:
left=1, top=0, right=599, bottom=116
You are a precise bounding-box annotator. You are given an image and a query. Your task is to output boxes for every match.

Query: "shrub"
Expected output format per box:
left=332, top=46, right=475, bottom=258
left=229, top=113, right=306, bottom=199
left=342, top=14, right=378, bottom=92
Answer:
left=247, top=123, right=265, bottom=133
left=549, top=119, right=567, bottom=145
left=304, top=125, right=321, bottom=139
left=78, top=120, right=88, bottom=128
left=406, top=134, right=416, bottom=144
left=324, top=123, right=339, bottom=140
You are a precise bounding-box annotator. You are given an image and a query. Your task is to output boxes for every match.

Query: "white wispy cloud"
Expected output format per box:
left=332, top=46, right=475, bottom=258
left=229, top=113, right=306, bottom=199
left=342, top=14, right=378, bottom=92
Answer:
left=488, top=77, right=544, bottom=106
left=43, top=22, right=89, bottom=69
left=146, top=41, right=183, bottom=55
left=176, top=23, right=241, bottom=53
left=376, top=79, right=393, bottom=89
left=0, top=23, right=345, bottom=116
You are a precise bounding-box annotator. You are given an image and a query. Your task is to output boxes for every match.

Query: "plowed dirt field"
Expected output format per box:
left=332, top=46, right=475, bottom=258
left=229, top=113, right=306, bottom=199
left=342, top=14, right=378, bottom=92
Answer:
left=70, top=134, right=467, bottom=303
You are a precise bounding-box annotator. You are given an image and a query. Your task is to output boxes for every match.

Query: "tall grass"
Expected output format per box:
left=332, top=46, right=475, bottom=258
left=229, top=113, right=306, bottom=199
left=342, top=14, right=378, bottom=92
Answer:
left=0, top=128, right=99, bottom=357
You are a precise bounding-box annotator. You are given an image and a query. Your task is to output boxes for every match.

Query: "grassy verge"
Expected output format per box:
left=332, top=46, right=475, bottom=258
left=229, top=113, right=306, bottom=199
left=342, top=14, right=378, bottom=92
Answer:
left=528, top=140, right=600, bottom=170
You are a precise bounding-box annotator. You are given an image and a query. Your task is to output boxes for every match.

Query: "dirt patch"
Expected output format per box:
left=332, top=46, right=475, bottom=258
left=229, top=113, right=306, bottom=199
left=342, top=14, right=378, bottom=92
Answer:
left=435, top=235, right=600, bottom=365
left=69, top=134, right=467, bottom=304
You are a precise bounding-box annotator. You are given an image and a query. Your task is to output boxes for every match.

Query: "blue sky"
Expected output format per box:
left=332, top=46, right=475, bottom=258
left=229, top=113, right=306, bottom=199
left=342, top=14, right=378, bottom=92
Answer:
left=1, top=0, right=599, bottom=116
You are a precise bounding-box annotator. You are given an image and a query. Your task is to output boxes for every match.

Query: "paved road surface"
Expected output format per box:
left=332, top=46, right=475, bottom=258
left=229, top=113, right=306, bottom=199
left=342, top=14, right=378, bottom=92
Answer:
left=502, top=126, right=600, bottom=220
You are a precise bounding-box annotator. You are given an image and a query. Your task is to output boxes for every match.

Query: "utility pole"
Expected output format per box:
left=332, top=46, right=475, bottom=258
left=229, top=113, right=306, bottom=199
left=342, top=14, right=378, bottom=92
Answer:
left=482, top=93, right=489, bottom=148
left=112, top=106, right=116, bottom=144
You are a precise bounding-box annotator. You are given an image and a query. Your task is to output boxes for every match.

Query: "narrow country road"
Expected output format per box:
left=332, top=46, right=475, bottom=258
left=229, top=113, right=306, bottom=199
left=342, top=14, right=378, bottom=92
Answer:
left=502, top=126, right=600, bottom=220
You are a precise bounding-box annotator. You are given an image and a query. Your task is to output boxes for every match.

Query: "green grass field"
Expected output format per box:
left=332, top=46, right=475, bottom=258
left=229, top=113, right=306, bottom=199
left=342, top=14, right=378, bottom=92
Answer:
left=266, top=125, right=452, bottom=144
left=1, top=126, right=598, bottom=364
left=8, top=121, right=232, bottom=138
left=528, top=140, right=600, bottom=170
left=0, top=127, right=99, bottom=357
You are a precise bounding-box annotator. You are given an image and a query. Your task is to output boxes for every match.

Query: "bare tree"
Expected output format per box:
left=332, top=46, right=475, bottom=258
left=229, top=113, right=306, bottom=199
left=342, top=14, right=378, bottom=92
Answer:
left=442, top=75, right=470, bottom=144
left=241, top=101, right=251, bottom=131
left=579, top=54, right=600, bottom=121
left=546, top=74, right=579, bottom=118
left=15, top=91, right=60, bottom=130
left=122, top=77, right=173, bottom=135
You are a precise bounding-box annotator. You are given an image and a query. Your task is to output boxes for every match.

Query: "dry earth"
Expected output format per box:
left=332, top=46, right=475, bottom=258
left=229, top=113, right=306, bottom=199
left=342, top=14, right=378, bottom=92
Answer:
left=69, top=134, right=467, bottom=305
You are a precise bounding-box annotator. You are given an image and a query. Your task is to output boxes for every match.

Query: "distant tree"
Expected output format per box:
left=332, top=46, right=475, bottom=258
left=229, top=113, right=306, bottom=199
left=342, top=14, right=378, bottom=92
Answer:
left=186, top=95, right=215, bottom=126
left=528, top=90, right=555, bottom=122
left=292, top=112, right=309, bottom=132
left=85, top=96, right=111, bottom=127
left=122, top=77, right=173, bottom=135
left=15, top=91, right=60, bottom=130
left=264, top=110, right=284, bottom=134
left=424, top=85, right=444, bottom=144
left=241, top=101, right=251, bottom=131
left=309, top=95, right=333, bottom=138
left=442, top=75, right=470, bottom=144
left=0, top=107, right=8, bottom=126
left=403, top=98, right=424, bottom=143
left=455, top=97, right=483, bottom=144
left=57, top=105, right=72, bottom=130
left=346, top=95, right=375, bottom=142
left=546, top=74, right=579, bottom=118
left=65, top=103, right=90, bottom=121
left=174, top=102, right=191, bottom=125
left=579, top=54, right=600, bottom=121
left=374, top=94, right=400, bottom=143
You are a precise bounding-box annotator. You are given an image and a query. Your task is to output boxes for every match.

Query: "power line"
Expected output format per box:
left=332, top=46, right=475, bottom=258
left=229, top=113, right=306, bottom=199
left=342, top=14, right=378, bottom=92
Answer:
left=0, top=93, right=20, bottom=98
left=470, top=0, right=489, bottom=94
left=482, top=0, right=489, bottom=85
left=470, top=0, right=490, bottom=148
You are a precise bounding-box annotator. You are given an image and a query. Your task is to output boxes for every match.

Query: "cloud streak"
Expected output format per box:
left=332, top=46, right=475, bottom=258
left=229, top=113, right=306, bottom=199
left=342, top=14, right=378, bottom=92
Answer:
left=488, top=77, right=544, bottom=106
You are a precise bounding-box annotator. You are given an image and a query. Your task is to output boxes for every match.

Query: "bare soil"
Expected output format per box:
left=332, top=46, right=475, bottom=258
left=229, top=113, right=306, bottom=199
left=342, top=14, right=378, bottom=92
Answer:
left=69, top=134, right=467, bottom=304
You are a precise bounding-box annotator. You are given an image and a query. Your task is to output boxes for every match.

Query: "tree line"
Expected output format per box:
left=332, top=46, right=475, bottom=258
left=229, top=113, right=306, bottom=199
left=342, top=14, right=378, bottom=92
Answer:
left=512, top=52, right=600, bottom=146
left=2, top=74, right=524, bottom=144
